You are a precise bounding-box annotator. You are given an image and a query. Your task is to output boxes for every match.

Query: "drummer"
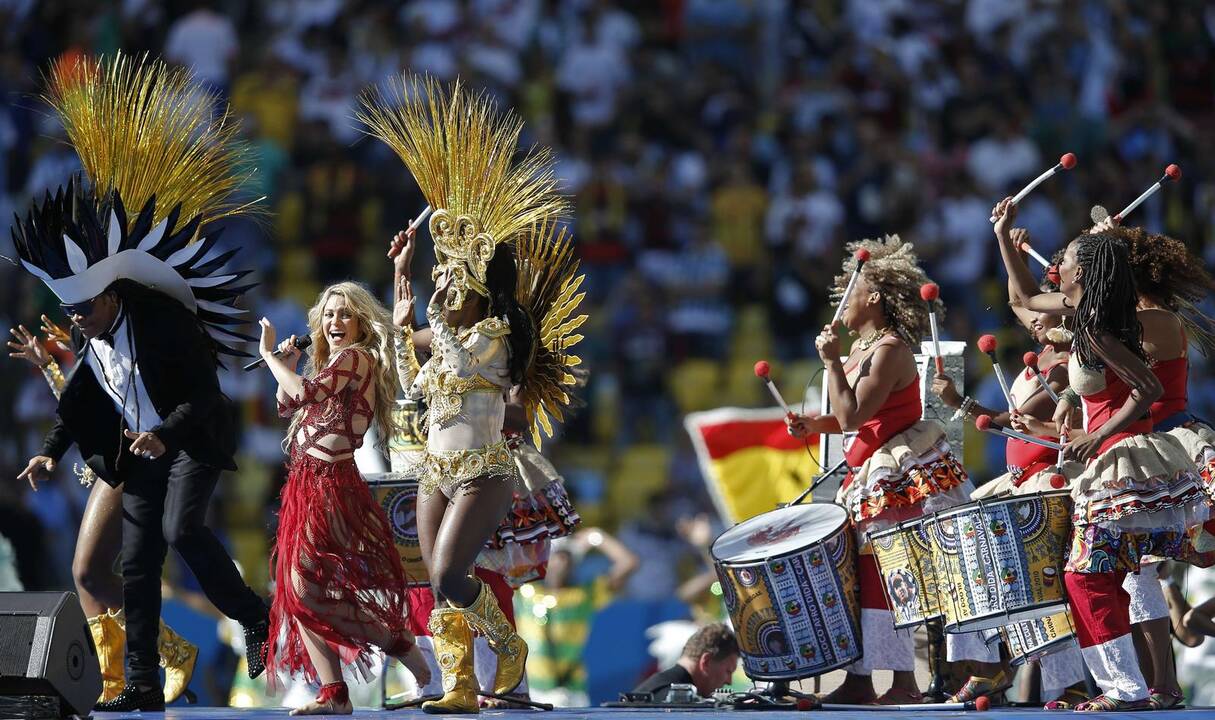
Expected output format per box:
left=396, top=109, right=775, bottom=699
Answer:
left=788, top=235, right=978, bottom=705
left=1112, top=222, right=1215, bottom=709
left=934, top=240, right=1087, bottom=706
left=991, top=198, right=1213, bottom=712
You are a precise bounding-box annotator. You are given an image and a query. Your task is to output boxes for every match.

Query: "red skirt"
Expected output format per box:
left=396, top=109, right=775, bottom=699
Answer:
left=266, top=452, right=411, bottom=690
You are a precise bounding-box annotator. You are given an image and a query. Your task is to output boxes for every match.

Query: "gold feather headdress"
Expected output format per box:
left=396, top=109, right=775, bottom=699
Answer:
left=515, top=218, right=587, bottom=448
left=357, top=75, right=567, bottom=310
left=11, top=53, right=260, bottom=356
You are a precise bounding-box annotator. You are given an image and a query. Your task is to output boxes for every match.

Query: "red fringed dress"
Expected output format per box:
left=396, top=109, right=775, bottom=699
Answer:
left=265, top=347, right=411, bottom=689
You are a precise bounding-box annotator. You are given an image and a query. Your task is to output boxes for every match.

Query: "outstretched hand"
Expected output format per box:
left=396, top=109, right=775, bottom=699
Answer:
left=124, top=429, right=165, bottom=460
left=8, top=325, right=51, bottom=367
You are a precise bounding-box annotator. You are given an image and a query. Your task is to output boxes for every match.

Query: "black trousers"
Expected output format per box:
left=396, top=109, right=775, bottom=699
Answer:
left=120, top=450, right=266, bottom=688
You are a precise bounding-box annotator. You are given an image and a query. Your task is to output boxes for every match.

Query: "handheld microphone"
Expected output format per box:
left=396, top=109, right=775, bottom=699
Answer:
left=243, top=334, right=313, bottom=372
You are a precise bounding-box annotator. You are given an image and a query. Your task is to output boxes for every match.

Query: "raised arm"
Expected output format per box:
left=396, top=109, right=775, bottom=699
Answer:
left=992, top=198, right=1071, bottom=315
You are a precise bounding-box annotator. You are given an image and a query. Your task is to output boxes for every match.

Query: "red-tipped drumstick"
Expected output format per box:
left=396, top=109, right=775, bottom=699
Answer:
left=1016, top=239, right=1051, bottom=270
left=1022, top=351, right=1060, bottom=403
left=990, top=153, right=1077, bottom=223
left=1113, top=164, right=1181, bottom=224
left=920, top=283, right=944, bottom=373
left=832, top=249, right=871, bottom=324
left=975, top=414, right=1062, bottom=450
left=977, top=334, right=1014, bottom=411
left=754, top=361, right=793, bottom=416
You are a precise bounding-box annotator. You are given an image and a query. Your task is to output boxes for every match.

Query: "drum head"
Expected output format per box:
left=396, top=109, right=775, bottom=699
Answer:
left=712, top=504, right=848, bottom=564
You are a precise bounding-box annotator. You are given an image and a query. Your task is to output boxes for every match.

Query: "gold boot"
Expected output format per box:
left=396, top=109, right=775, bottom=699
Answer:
left=157, top=619, right=198, bottom=704
left=461, top=578, right=528, bottom=695
left=87, top=613, right=126, bottom=703
left=421, top=607, right=480, bottom=714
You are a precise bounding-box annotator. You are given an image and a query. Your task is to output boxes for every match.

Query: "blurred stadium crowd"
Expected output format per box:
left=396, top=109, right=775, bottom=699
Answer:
left=1, top=0, right=1215, bottom=705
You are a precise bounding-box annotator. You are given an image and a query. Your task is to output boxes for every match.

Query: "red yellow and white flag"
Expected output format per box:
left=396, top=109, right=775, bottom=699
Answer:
left=685, top=407, right=822, bottom=525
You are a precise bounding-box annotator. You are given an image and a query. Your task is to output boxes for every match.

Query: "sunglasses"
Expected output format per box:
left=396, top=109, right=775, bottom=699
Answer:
left=61, top=298, right=97, bottom=317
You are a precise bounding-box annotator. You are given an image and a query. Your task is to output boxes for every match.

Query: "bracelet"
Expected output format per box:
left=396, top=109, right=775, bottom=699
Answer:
left=1061, top=388, right=1081, bottom=407
left=41, top=360, right=66, bottom=397
left=959, top=396, right=976, bottom=418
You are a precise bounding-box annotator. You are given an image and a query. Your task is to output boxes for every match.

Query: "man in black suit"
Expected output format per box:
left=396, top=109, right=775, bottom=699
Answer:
left=20, top=280, right=269, bottom=711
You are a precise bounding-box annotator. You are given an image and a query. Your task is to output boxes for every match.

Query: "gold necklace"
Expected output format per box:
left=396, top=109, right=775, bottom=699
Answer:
left=856, top=327, right=890, bottom=351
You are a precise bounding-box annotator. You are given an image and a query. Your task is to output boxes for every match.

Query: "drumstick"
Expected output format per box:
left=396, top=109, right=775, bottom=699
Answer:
left=920, top=283, right=943, bottom=373
left=821, top=696, right=989, bottom=712
left=1016, top=238, right=1051, bottom=270
left=753, top=361, right=793, bottom=416
left=975, top=415, right=1062, bottom=450
left=408, top=204, right=433, bottom=232
left=1022, top=351, right=1060, bottom=403
left=989, top=153, right=1077, bottom=222
left=977, top=334, right=1014, bottom=411
left=832, top=248, right=871, bottom=324
left=1113, top=164, right=1181, bottom=224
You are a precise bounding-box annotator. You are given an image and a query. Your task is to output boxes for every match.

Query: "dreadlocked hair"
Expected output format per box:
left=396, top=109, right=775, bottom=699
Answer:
left=486, top=244, right=536, bottom=386
left=1070, top=233, right=1146, bottom=369
left=830, top=234, right=942, bottom=347
left=1109, top=225, right=1215, bottom=356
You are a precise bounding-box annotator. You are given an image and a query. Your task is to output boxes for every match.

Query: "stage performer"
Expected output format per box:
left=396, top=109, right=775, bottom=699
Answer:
left=992, top=197, right=1212, bottom=712
left=386, top=229, right=578, bottom=710
left=1109, top=223, right=1215, bottom=709
left=258, top=283, right=430, bottom=715
left=12, top=54, right=269, bottom=712
left=360, top=76, right=583, bottom=714
left=787, top=235, right=975, bottom=705
left=935, top=239, right=1087, bottom=706
left=8, top=317, right=201, bottom=704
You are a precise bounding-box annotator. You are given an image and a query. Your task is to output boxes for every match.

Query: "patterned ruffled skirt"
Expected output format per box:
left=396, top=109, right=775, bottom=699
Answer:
left=837, top=420, right=968, bottom=523
left=478, top=440, right=581, bottom=587
left=1066, top=432, right=1213, bottom=573
left=266, top=452, right=412, bottom=690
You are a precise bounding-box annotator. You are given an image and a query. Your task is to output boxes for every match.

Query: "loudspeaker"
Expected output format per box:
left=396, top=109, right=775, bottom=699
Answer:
left=0, top=592, right=101, bottom=718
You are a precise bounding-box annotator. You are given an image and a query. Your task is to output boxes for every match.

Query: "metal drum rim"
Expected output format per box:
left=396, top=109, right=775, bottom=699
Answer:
left=710, top=503, right=849, bottom=563
left=943, top=600, right=1071, bottom=633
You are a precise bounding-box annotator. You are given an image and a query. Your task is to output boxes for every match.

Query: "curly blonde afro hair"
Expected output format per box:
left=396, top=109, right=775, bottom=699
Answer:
left=830, top=234, right=943, bottom=347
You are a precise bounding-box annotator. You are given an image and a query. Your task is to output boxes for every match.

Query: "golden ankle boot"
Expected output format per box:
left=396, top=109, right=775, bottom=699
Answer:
left=157, top=619, right=198, bottom=704
left=87, top=613, right=126, bottom=703
left=461, top=578, right=528, bottom=695
left=421, top=607, right=479, bottom=714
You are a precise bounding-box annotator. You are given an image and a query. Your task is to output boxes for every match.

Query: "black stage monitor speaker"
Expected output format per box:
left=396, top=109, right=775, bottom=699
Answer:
left=0, top=592, right=101, bottom=718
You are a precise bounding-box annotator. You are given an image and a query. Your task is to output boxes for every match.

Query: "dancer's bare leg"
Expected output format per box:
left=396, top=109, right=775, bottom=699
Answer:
left=819, top=672, right=877, bottom=704
left=430, top=477, right=515, bottom=606
left=73, top=480, right=124, bottom=616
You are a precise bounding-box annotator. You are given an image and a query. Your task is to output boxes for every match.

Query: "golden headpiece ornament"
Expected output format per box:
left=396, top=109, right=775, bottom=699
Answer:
left=515, top=218, right=587, bottom=448
left=358, top=75, right=567, bottom=310
left=12, top=52, right=260, bottom=358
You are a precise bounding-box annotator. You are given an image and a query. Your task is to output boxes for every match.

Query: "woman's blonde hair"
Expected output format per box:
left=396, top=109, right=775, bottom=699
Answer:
left=830, top=234, right=943, bottom=347
left=285, top=281, right=402, bottom=450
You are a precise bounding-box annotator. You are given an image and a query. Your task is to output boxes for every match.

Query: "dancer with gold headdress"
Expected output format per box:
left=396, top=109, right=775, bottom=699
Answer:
left=787, top=236, right=977, bottom=705
left=11, top=54, right=269, bottom=712
left=360, top=77, right=583, bottom=713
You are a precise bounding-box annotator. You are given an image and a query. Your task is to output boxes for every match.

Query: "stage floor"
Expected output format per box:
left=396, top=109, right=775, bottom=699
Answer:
left=91, top=708, right=1215, bottom=719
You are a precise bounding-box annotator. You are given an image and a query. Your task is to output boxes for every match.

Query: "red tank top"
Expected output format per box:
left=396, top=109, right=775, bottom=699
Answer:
left=845, top=379, right=922, bottom=469
left=1149, top=356, right=1188, bottom=422
left=1006, top=357, right=1067, bottom=478
left=1080, top=368, right=1153, bottom=455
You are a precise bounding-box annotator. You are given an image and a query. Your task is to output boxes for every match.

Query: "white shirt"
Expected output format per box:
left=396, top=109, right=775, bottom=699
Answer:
left=86, top=310, right=163, bottom=433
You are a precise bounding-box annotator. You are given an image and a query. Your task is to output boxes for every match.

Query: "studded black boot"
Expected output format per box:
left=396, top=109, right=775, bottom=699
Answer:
left=94, top=683, right=166, bottom=712
left=244, top=619, right=270, bottom=679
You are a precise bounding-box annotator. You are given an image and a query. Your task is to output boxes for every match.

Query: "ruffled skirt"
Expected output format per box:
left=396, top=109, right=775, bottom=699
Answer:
left=266, top=453, right=411, bottom=690
left=478, top=442, right=581, bottom=587
left=838, top=420, right=968, bottom=522
left=1067, top=432, right=1213, bottom=573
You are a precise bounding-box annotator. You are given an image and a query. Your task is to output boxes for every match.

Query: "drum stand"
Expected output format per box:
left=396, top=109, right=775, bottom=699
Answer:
left=785, top=457, right=849, bottom=506
left=923, top=618, right=951, bottom=702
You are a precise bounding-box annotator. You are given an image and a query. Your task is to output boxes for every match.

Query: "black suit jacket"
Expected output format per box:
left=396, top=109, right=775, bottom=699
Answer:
left=40, top=283, right=238, bottom=486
